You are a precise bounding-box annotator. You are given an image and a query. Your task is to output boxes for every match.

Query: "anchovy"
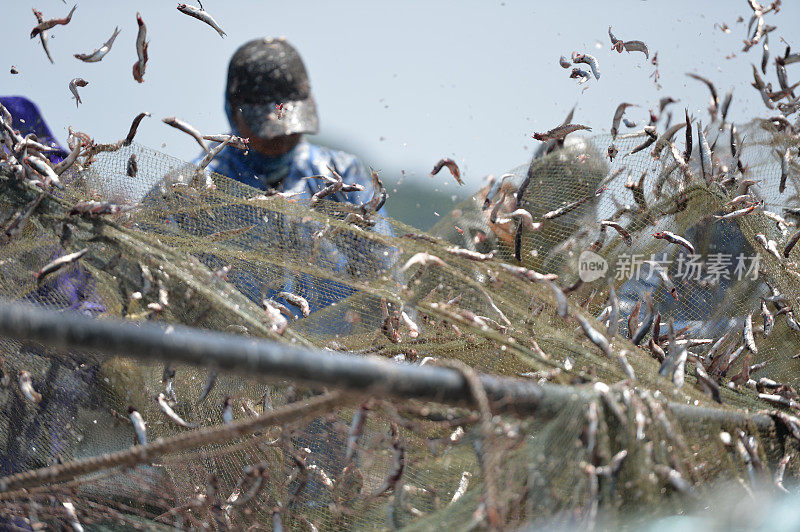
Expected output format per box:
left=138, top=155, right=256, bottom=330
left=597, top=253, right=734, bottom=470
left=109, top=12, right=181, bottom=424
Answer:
left=607, top=144, right=619, bottom=161
left=262, top=300, right=289, bottom=335
left=157, top=393, right=197, bottom=428
left=430, top=158, right=463, bottom=185
left=569, top=68, right=591, bottom=84
left=62, top=500, right=84, bottom=532
left=743, top=314, right=758, bottom=354
left=499, top=263, right=558, bottom=283
left=697, top=122, right=712, bottom=181
left=607, top=282, right=619, bottom=339
left=653, top=231, right=695, bottom=254
left=197, top=371, right=217, bottom=403
left=400, top=310, right=420, bottom=338
left=222, top=397, right=234, bottom=424
left=611, top=103, right=635, bottom=138
left=558, top=55, right=571, bottom=68
left=495, top=208, right=542, bottom=231
left=686, top=72, right=719, bottom=116
left=345, top=403, right=369, bottom=463
left=762, top=36, right=770, bottom=75
left=779, top=148, right=791, bottom=194
left=74, top=27, right=121, bottom=62
left=123, top=112, right=151, bottom=146
left=761, top=299, right=774, bottom=337
left=608, top=26, right=624, bottom=52
left=35, top=248, right=88, bottom=283
left=32, top=9, right=53, bottom=64
left=445, top=247, right=496, bottom=261
left=124, top=154, right=137, bottom=178
left=128, top=407, right=147, bottom=445
left=721, top=89, right=734, bottom=122
left=622, top=40, right=649, bottom=58
left=600, top=220, right=632, bottom=245
left=628, top=300, right=641, bottom=340
left=784, top=228, right=800, bottom=257
left=401, top=252, right=446, bottom=272
left=133, top=13, right=148, bottom=83
left=694, top=363, right=721, bottom=403
left=18, top=371, right=42, bottom=403
left=0, top=194, right=45, bottom=244
left=54, top=140, right=82, bottom=175
left=30, top=5, right=77, bottom=38
left=543, top=187, right=604, bottom=220
left=69, top=201, right=129, bottom=217
left=651, top=121, right=687, bottom=158
left=532, top=123, right=591, bottom=142
left=162, top=116, right=209, bottom=153
left=196, top=137, right=232, bottom=171
left=278, top=291, right=311, bottom=317
left=631, top=297, right=655, bottom=346
left=646, top=261, right=678, bottom=300
left=69, top=78, right=89, bottom=109
left=755, top=233, right=783, bottom=261
left=622, top=118, right=637, bottom=128
left=627, top=125, right=658, bottom=155
left=572, top=52, right=600, bottom=79
left=177, top=3, right=226, bottom=38
left=203, top=134, right=249, bottom=150
left=23, top=154, right=63, bottom=189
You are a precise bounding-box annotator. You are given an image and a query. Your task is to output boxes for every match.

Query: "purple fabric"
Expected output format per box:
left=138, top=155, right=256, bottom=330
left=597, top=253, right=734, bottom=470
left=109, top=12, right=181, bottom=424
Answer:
left=0, top=95, right=67, bottom=164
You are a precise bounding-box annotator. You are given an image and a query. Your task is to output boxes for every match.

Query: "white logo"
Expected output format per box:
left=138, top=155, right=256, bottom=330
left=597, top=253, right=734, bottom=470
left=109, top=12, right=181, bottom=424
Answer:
left=578, top=250, right=608, bottom=282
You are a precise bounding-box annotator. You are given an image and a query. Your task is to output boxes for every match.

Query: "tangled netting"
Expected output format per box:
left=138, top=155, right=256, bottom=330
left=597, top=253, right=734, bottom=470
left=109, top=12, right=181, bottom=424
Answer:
left=0, top=114, right=799, bottom=531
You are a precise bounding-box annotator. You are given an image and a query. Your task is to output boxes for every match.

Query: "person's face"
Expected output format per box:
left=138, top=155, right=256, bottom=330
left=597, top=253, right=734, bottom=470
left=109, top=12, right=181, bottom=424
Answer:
left=233, top=109, right=301, bottom=157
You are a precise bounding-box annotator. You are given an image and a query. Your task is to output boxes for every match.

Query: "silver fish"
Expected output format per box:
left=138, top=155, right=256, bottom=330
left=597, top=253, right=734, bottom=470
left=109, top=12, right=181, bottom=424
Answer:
left=558, top=55, right=571, bottom=68
left=697, top=122, right=712, bottom=181
left=401, top=252, right=446, bottom=272
left=128, top=407, right=147, bottom=445
left=572, top=52, right=600, bottom=79
left=533, top=123, right=591, bottom=142
left=743, top=313, right=758, bottom=354
left=779, top=148, right=791, bottom=194
left=607, top=282, right=619, bottom=339
left=18, top=371, right=42, bottom=403
left=569, top=68, right=591, bottom=84
left=686, top=72, right=719, bottom=116
left=177, top=3, right=226, bottom=38
left=278, top=291, right=311, bottom=317
left=600, top=220, right=632, bottom=246
left=784, top=228, right=800, bottom=258
left=198, top=371, right=217, bottom=403
left=203, top=133, right=249, bottom=151
left=622, top=40, right=649, bottom=59
left=23, top=154, right=63, bottom=189
left=445, top=247, right=497, bottom=262
left=162, top=116, right=209, bottom=153
left=32, top=9, right=54, bottom=64
left=35, top=248, right=88, bottom=283
left=30, top=5, right=76, bottom=38
left=133, top=13, right=148, bottom=83
left=68, top=78, right=89, bottom=109
left=716, top=204, right=761, bottom=221
left=222, top=397, right=234, bottom=424
left=761, top=299, right=774, bottom=338
left=126, top=154, right=138, bottom=178
left=495, top=208, right=542, bottom=231
left=652, top=231, right=695, bottom=254
left=74, top=27, right=121, bottom=62
left=611, top=103, right=635, bottom=138
left=157, top=393, right=197, bottom=428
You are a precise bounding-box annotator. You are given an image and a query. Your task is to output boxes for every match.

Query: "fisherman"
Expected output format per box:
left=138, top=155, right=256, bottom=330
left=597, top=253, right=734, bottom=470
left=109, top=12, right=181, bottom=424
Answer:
left=149, top=37, right=393, bottom=316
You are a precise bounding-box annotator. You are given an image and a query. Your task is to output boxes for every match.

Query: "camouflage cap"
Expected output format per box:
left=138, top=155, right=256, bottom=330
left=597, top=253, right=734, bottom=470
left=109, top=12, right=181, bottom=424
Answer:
left=226, top=38, right=319, bottom=139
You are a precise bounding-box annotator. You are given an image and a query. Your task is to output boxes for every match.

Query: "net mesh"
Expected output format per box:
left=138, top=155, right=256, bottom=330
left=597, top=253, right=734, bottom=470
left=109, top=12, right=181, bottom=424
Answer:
left=2, top=79, right=800, bottom=532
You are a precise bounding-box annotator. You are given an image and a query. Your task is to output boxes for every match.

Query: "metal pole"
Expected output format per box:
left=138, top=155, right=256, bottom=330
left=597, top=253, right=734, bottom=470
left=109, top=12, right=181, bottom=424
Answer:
left=0, top=298, right=546, bottom=414
left=0, top=299, right=779, bottom=432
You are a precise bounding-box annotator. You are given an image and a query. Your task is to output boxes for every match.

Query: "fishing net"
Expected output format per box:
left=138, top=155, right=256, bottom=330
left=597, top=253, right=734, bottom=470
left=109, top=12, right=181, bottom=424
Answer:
left=1, top=105, right=800, bottom=529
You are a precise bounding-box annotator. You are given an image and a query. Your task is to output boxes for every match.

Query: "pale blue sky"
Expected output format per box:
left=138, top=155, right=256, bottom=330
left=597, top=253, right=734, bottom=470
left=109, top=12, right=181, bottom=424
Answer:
left=2, top=0, right=796, bottom=190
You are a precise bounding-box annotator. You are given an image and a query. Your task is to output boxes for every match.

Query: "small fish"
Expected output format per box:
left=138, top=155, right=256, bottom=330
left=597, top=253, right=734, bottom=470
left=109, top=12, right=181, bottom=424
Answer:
left=222, top=396, right=234, bottom=424
left=611, top=103, right=635, bottom=138
left=18, top=371, right=42, bottom=403
left=124, top=154, right=137, bottom=178
left=30, top=5, right=77, bottom=38
left=196, top=136, right=232, bottom=171
left=445, top=247, right=496, bottom=261
left=558, top=55, right=571, bottom=68
left=133, top=13, right=148, bottom=83
left=623, top=118, right=637, bottom=128
left=778, top=148, right=791, bottom=194
left=0, top=194, right=45, bottom=245
left=430, top=158, right=463, bottom=185
left=651, top=121, right=688, bottom=158
left=572, top=52, right=600, bottom=79
left=683, top=109, right=693, bottom=162
left=123, top=112, right=151, bottom=146
left=495, top=208, right=542, bottom=232
left=373, top=425, right=405, bottom=497
left=197, top=371, right=217, bottom=403
left=608, top=26, right=624, bottom=52
left=345, top=403, right=369, bottom=463
left=69, top=78, right=89, bottom=108
left=627, top=126, right=658, bottom=155
left=761, top=299, right=774, bottom=338
left=35, top=248, right=88, bottom=283
left=203, top=134, right=249, bottom=150
left=400, top=310, right=419, bottom=338
left=607, top=144, right=618, bottom=161
left=569, top=68, right=591, bottom=84
left=32, top=9, right=54, bottom=64
left=128, top=407, right=147, bottom=445
left=607, top=282, right=620, bottom=339
left=721, top=88, right=734, bottom=122
left=784, top=228, right=800, bottom=258
left=62, top=500, right=84, bottom=532
left=262, top=300, right=289, bottom=335
left=697, top=122, right=712, bottom=181
left=761, top=36, right=770, bottom=75
left=10, top=66, right=18, bottom=75
left=69, top=201, right=129, bottom=217
left=157, top=393, right=197, bottom=428
left=177, top=3, right=226, bottom=38
left=600, top=220, right=632, bottom=245
left=74, top=26, right=121, bottom=62
left=686, top=72, right=719, bottom=117
left=645, top=261, right=677, bottom=300
left=743, top=314, right=758, bottom=354
left=653, top=231, right=695, bottom=254
left=401, top=252, right=446, bottom=272
left=278, top=291, right=311, bottom=318
left=622, top=40, right=649, bottom=59
left=543, top=187, right=604, bottom=220
left=162, top=116, right=209, bottom=153
left=23, top=155, right=63, bottom=189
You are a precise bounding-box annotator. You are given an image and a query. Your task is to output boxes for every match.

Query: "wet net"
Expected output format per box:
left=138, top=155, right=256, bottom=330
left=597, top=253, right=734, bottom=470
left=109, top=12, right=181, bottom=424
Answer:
left=2, top=32, right=800, bottom=530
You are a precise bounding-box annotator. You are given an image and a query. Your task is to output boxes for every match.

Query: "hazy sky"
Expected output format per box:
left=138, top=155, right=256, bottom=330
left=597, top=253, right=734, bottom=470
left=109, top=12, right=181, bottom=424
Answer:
left=2, top=0, right=796, bottom=190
